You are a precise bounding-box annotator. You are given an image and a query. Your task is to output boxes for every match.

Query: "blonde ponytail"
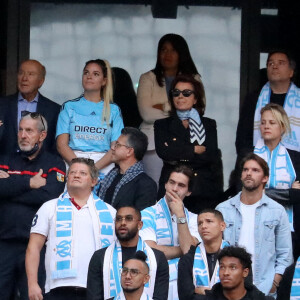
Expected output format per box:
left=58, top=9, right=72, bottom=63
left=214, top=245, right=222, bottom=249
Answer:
left=102, top=59, right=113, bottom=125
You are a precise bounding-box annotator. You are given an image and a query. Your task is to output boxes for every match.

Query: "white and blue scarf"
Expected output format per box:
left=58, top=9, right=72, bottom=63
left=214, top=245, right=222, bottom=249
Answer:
left=254, top=138, right=296, bottom=230
left=51, top=192, right=115, bottom=279
left=253, top=82, right=300, bottom=151
left=291, top=257, right=300, bottom=299
left=98, top=161, right=144, bottom=206
left=114, top=290, right=153, bottom=300
left=177, top=108, right=206, bottom=145
left=193, top=240, right=229, bottom=289
left=142, top=197, right=189, bottom=282
left=103, top=237, right=157, bottom=299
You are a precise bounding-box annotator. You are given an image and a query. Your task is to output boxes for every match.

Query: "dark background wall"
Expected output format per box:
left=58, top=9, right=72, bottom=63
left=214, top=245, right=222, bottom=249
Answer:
left=1, top=0, right=300, bottom=109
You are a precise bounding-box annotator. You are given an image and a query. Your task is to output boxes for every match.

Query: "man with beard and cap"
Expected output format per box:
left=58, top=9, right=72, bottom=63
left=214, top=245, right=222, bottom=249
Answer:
left=114, top=251, right=152, bottom=300
left=87, top=206, right=169, bottom=300
left=0, top=113, right=65, bottom=300
left=216, top=153, right=293, bottom=297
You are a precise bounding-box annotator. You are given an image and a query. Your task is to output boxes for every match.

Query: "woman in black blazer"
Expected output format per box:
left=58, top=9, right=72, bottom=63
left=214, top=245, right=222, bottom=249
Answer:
left=154, top=74, right=223, bottom=213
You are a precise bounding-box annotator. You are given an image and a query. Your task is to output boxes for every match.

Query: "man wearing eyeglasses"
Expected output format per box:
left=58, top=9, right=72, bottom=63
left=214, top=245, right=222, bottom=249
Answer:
left=115, top=251, right=152, bottom=300
left=0, top=113, right=66, bottom=300
left=140, top=165, right=201, bottom=300
left=0, top=59, right=60, bottom=155
left=87, top=206, right=169, bottom=300
left=98, top=127, right=157, bottom=210
left=26, top=157, right=116, bottom=300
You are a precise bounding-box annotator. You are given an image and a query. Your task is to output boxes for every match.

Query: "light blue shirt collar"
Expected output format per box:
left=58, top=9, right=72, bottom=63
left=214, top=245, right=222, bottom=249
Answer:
left=18, top=92, right=39, bottom=103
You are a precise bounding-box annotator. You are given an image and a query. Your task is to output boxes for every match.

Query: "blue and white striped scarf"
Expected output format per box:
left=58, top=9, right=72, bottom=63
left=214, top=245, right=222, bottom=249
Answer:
left=193, top=240, right=229, bottom=288
left=98, top=161, right=144, bottom=206
left=114, top=290, right=153, bottom=300
left=51, top=191, right=115, bottom=279
left=177, top=108, right=206, bottom=145
left=103, top=237, right=157, bottom=299
left=142, top=197, right=189, bottom=282
left=253, top=82, right=300, bottom=151
left=291, top=257, right=300, bottom=299
left=254, top=138, right=296, bottom=230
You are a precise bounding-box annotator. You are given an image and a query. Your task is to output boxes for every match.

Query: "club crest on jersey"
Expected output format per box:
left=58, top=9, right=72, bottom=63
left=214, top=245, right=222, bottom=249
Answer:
left=57, top=172, right=65, bottom=182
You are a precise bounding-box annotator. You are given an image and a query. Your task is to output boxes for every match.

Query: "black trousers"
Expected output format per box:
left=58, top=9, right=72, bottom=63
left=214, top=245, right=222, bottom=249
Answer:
left=44, top=287, right=86, bottom=300
left=0, top=240, right=45, bottom=300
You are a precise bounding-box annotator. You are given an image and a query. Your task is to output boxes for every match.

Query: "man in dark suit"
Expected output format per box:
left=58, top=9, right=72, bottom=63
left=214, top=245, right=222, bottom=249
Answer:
left=0, top=59, right=60, bottom=155
left=98, top=127, right=157, bottom=210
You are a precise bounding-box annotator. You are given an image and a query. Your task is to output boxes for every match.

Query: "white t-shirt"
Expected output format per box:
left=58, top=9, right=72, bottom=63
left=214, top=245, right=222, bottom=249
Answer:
left=31, top=195, right=116, bottom=292
left=238, top=201, right=260, bottom=275
left=140, top=206, right=201, bottom=245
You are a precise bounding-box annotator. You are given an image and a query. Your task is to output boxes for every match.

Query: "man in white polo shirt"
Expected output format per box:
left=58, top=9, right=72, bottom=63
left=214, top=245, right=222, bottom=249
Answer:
left=26, top=157, right=116, bottom=300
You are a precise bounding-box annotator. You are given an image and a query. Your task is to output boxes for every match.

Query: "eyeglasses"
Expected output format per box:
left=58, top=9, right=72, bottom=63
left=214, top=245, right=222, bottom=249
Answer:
left=112, top=142, right=132, bottom=149
left=115, top=215, right=140, bottom=223
left=21, top=111, right=45, bottom=131
left=120, top=267, right=147, bottom=277
left=171, top=89, right=194, bottom=98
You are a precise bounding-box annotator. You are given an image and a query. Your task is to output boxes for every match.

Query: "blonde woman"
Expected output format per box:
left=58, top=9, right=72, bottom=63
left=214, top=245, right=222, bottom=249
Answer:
left=56, top=59, right=124, bottom=182
left=254, top=103, right=300, bottom=255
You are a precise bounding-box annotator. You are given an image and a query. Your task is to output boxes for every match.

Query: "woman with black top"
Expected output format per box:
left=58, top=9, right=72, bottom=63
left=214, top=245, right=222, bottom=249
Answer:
left=154, top=74, right=223, bottom=213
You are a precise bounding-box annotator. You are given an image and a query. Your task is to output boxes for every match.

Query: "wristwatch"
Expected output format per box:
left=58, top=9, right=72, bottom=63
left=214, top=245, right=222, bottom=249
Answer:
left=176, top=217, right=187, bottom=224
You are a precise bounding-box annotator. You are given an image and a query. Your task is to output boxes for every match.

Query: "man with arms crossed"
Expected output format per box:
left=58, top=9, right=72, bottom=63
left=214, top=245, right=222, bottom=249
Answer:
left=216, top=153, right=293, bottom=296
left=87, top=206, right=169, bottom=300
left=178, top=209, right=228, bottom=299
left=26, top=158, right=116, bottom=300
left=0, top=113, right=65, bottom=300
left=140, top=165, right=200, bottom=300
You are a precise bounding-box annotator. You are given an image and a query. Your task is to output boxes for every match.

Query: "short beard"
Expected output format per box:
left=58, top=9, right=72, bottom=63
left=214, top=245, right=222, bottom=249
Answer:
left=19, top=143, right=39, bottom=157
left=242, top=183, right=260, bottom=192
left=242, top=179, right=260, bottom=192
left=116, top=227, right=138, bottom=242
left=122, top=287, right=139, bottom=293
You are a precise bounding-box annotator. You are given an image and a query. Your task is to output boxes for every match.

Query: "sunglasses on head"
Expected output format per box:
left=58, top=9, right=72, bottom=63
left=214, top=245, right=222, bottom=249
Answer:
left=171, top=89, right=194, bottom=98
left=21, top=111, right=45, bottom=131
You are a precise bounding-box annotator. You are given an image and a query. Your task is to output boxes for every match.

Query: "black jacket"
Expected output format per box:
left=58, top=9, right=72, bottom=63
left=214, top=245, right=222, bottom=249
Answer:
left=102, top=172, right=157, bottom=210
left=277, top=261, right=296, bottom=300
left=235, top=90, right=260, bottom=158
left=0, top=93, right=60, bottom=155
left=87, top=245, right=169, bottom=300
left=200, top=282, right=274, bottom=300
left=0, top=148, right=66, bottom=241
left=178, top=245, right=254, bottom=300
left=154, top=115, right=223, bottom=212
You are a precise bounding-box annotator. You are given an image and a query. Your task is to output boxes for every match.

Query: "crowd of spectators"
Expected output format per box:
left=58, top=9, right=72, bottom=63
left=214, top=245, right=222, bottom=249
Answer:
left=0, top=34, right=299, bottom=300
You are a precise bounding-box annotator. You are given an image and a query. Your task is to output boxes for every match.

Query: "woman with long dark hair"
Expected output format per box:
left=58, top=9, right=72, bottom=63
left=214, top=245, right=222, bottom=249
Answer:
left=154, top=74, right=223, bottom=213
left=137, top=33, right=203, bottom=185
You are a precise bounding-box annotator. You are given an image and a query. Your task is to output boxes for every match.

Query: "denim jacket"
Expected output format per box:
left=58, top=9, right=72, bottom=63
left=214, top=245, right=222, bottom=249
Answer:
left=216, top=192, right=293, bottom=295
